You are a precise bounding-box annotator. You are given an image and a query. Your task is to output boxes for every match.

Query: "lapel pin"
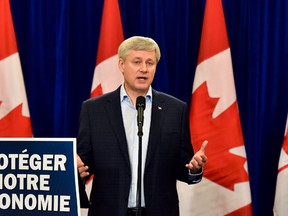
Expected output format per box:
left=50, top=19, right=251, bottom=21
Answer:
left=158, top=106, right=162, bottom=110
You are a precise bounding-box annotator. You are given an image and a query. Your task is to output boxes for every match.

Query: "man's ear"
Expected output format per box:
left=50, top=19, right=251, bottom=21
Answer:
left=118, top=58, right=125, bottom=74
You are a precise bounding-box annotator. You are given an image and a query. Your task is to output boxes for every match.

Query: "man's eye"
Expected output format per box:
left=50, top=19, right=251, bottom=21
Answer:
left=147, top=62, right=154, bottom=66
left=134, top=61, right=141, bottom=65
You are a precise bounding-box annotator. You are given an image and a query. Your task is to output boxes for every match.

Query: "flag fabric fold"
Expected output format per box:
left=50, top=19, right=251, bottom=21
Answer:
left=0, top=0, right=33, bottom=137
left=81, top=0, right=124, bottom=215
left=177, top=0, right=252, bottom=215
left=273, top=114, right=288, bottom=216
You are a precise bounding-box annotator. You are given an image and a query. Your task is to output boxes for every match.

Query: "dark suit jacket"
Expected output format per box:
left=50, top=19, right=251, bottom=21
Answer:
left=77, top=86, right=202, bottom=216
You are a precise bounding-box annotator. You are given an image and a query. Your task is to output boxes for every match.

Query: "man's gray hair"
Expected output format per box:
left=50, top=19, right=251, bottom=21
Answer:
left=118, top=36, right=161, bottom=63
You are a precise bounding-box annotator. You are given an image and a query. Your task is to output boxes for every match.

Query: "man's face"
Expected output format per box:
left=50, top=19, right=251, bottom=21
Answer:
left=118, top=49, right=157, bottom=95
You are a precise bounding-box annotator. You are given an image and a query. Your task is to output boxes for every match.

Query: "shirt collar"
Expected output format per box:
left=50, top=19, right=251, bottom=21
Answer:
left=120, top=84, right=152, bottom=103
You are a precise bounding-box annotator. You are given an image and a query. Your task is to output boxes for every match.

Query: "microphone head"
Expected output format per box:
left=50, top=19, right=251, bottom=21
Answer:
left=136, top=96, right=146, bottom=110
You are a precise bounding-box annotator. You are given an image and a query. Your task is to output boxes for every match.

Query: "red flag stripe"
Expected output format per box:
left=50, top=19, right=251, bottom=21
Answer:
left=197, top=0, right=229, bottom=65
left=0, top=0, right=18, bottom=60
left=96, top=0, right=124, bottom=66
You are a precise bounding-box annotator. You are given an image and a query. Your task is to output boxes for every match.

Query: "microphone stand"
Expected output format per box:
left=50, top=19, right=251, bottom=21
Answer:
left=136, top=105, right=144, bottom=216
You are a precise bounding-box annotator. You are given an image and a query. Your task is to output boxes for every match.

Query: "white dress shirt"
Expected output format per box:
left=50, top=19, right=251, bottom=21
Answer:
left=120, top=84, right=152, bottom=208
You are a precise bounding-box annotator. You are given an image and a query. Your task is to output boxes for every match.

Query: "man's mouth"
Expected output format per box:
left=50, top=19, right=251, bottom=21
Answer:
left=137, top=76, right=147, bottom=80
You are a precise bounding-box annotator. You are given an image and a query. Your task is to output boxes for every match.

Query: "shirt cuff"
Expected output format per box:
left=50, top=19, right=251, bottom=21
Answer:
left=188, top=167, right=203, bottom=183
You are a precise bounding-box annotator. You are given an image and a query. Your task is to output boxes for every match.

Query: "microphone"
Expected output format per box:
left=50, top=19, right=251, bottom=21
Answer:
left=135, top=96, right=146, bottom=214
left=136, top=96, right=146, bottom=127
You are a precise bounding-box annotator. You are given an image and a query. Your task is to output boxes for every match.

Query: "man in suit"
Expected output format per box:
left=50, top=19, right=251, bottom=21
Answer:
left=77, top=36, right=208, bottom=216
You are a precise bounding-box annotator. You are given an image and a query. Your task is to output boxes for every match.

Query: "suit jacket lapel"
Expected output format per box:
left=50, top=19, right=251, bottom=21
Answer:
left=104, top=87, right=131, bottom=168
left=102, top=88, right=166, bottom=170
left=145, top=89, right=165, bottom=169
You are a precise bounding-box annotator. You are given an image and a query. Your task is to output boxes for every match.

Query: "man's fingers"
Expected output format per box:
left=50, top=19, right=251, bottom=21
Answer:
left=79, top=165, right=89, bottom=178
left=78, top=165, right=88, bottom=173
left=77, top=155, right=84, bottom=168
left=201, top=155, right=207, bottom=163
left=200, top=140, right=208, bottom=153
left=77, top=154, right=90, bottom=177
left=186, top=141, right=208, bottom=171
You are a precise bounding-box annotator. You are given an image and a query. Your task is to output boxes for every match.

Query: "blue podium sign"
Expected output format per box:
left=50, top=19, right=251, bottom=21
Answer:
left=0, top=138, right=80, bottom=216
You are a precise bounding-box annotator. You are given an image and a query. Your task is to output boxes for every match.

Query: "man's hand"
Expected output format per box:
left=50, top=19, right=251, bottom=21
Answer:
left=77, top=154, right=90, bottom=179
left=186, top=140, right=208, bottom=171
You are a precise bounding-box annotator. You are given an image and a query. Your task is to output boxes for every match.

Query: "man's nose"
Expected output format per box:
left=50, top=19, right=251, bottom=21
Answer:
left=140, top=62, right=148, bottom=72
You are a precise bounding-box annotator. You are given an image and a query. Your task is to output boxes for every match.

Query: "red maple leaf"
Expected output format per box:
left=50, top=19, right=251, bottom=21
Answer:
left=225, top=203, right=252, bottom=216
left=0, top=103, right=32, bottom=137
left=278, top=131, right=288, bottom=173
left=282, top=131, right=288, bottom=155
left=190, top=82, right=249, bottom=191
left=90, top=84, right=103, bottom=98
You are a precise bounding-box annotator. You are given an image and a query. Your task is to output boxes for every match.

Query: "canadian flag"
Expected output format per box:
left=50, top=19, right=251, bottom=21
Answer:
left=81, top=0, right=123, bottom=215
left=273, top=114, right=288, bottom=216
left=177, top=0, right=252, bottom=215
left=0, top=0, right=33, bottom=137
left=90, top=0, right=124, bottom=98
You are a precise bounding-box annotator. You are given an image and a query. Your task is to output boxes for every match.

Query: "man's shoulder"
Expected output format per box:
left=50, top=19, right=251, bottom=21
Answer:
left=83, top=87, right=120, bottom=105
left=152, top=89, right=186, bottom=106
